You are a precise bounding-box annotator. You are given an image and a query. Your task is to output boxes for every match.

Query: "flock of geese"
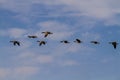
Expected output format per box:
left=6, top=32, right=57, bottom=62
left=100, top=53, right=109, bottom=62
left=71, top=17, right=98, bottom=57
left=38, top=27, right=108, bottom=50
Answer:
left=10, top=31, right=118, bottom=49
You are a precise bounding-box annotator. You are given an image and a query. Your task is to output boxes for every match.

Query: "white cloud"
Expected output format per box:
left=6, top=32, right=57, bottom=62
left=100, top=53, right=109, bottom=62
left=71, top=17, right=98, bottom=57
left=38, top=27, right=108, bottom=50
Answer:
left=0, top=0, right=120, bottom=26
left=0, top=0, right=31, bottom=13
left=15, top=51, right=54, bottom=66
left=0, top=30, right=7, bottom=36
left=18, top=51, right=36, bottom=58
left=100, top=58, right=113, bottom=64
left=81, top=32, right=101, bottom=41
left=1, top=0, right=120, bottom=19
left=58, top=60, right=79, bottom=66
left=104, top=17, right=120, bottom=26
left=51, top=42, right=95, bottom=57
left=13, top=49, right=81, bottom=67
left=0, top=28, right=27, bottom=38
left=0, top=68, right=10, bottom=78
left=13, top=66, right=39, bottom=76
left=57, top=0, right=120, bottom=19
left=0, top=67, right=39, bottom=79
left=8, top=28, right=27, bottom=38
left=67, top=44, right=83, bottom=53
left=0, top=0, right=119, bottom=20
left=37, top=21, right=72, bottom=31
left=36, top=55, right=53, bottom=64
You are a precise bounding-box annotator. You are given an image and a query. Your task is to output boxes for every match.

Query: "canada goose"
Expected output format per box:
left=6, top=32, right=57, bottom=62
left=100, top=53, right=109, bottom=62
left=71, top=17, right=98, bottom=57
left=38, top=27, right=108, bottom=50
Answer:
left=42, top=31, right=53, bottom=37
left=28, top=35, right=37, bottom=38
left=10, top=40, right=20, bottom=46
left=60, top=40, right=70, bottom=44
left=90, top=41, right=100, bottom=44
left=109, top=41, right=118, bottom=49
left=37, top=40, right=47, bottom=46
left=74, top=39, right=82, bottom=43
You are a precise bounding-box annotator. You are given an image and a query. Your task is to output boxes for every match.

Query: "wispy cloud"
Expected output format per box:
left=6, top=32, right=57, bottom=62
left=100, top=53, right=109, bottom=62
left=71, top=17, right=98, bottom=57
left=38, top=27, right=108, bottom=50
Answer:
left=57, top=0, right=120, bottom=19
left=12, top=48, right=81, bottom=67
left=13, top=66, right=39, bottom=76
left=0, top=28, right=27, bottom=38
left=57, top=60, right=79, bottom=66
left=0, top=0, right=119, bottom=25
left=14, top=51, right=54, bottom=66
left=36, top=55, right=54, bottom=64
left=81, top=32, right=101, bottom=41
left=0, top=66, right=39, bottom=79
left=1, top=0, right=120, bottom=20
left=0, top=68, right=10, bottom=78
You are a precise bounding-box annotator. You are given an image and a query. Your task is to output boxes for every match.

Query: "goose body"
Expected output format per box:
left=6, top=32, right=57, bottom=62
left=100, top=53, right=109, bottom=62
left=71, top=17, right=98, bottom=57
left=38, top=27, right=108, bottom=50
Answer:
left=37, top=40, right=46, bottom=46
left=10, top=40, right=20, bottom=46
left=109, top=41, right=118, bottom=49
left=42, top=31, right=53, bottom=37
left=60, top=40, right=70, bottom=44
left=91, top=41, right=100, bottom=44
left=74, top=39, right=82, bottom=43
left=28, top=35, right=37, bottom=38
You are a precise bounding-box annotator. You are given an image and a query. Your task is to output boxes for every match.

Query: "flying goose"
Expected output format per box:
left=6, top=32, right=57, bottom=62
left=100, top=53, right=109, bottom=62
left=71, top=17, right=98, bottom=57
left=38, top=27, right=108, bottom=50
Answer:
left=109, top=41, right=118, bottom=49
left=60, top=40, right=70, bottom=44
left=37, top=40, right=47, bottom=46
left=28, top=35, right=37, bottom=38
left=42, top=31, right=53, bottom=37
left=90, top=41, right=100, bottom=44
left=74, top=39, right=82, bottom=43
left=10, top=40, right=20, bottom=46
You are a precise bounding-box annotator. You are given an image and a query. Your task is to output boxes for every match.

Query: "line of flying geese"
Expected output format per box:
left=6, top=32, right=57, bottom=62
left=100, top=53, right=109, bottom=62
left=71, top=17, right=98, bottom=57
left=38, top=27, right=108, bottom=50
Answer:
left=10, top=31, right=118, bottom=49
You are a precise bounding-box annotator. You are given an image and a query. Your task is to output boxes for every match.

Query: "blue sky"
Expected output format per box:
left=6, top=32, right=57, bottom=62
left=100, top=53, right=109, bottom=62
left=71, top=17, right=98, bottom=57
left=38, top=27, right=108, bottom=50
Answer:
left=0, top=0, right=120, bottom=80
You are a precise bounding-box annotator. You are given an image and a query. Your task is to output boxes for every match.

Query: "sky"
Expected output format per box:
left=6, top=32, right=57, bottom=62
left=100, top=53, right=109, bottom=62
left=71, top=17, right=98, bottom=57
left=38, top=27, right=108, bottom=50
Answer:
left=0, top=0, right=120, bottom=80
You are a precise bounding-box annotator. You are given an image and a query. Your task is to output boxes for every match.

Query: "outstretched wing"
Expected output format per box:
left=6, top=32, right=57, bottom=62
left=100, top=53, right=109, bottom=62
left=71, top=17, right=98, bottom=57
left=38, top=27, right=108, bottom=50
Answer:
left=112, top=44, right=117, bottom=49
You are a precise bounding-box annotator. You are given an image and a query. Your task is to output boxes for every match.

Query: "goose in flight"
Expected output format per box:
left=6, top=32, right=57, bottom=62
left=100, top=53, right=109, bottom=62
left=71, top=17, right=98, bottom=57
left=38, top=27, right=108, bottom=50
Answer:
left=37, top=40, right=47, bottom=46
left=42, top=31, right=53, bottom=37
left=74, top=39, right=82, bottom=43
left=109, top=41, right=118, bottom=49
left=90, top=41, right=100, bottom=44
left=10, top=40, right=20, bottom=46
left=28, top=35, right=37, bottom=38
left=60, top=40, right=70, bottom=44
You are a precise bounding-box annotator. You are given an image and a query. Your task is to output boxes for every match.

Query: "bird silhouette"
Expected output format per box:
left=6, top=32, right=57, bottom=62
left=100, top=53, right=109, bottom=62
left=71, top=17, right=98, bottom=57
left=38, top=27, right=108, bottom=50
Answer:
left=28, top=35, right=37, bottom=38
left=90, top=41, right=100, bottom=44
left=74, top=39, right=82, bottom=43
left=42, top=31, right=53, bottom=37
left=60, top=40, right=70, bottom=44
left=10, top=40, right=20, bottom=46
left=37, top=40, right=47, bottom=46
left=109, top=41, right=118, bottom=49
